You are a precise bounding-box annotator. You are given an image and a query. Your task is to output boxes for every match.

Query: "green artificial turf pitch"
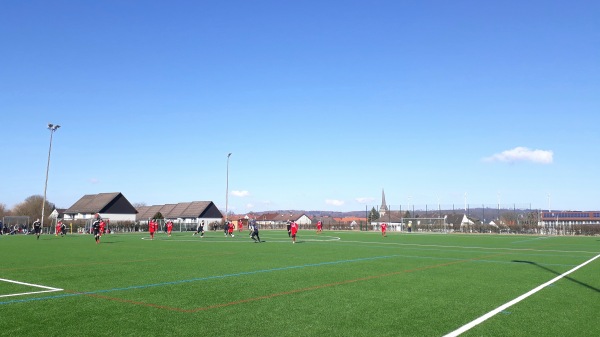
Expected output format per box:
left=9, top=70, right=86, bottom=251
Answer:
left=0, top=230, right=599, bottom=336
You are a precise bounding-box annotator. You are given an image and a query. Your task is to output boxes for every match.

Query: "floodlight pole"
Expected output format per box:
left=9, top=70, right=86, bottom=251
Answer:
left=225, top=153, right=232, bottom=222
left=42, top=123, right=60, bottom=232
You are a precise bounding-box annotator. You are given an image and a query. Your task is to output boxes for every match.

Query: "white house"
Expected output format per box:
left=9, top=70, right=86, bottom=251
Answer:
left=63, top=192, right=137, bottom=222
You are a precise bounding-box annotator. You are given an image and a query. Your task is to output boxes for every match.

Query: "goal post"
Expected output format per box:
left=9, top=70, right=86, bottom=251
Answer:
left=402, top=217, right=448, bottom=233
left=2, top=216, right=31, bottom=234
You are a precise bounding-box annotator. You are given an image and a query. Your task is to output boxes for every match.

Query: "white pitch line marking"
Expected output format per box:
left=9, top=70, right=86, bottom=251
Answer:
left=442, top=253, right=600, bottom=337
left=0, top=278, right=63, bottom=298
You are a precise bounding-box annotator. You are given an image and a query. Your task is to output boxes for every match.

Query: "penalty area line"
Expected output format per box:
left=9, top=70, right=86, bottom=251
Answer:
left=0, top=278, right=63, bottom=298
left=443, top=253, right=600, bottom=337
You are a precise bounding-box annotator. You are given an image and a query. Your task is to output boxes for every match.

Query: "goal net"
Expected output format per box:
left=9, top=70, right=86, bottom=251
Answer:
left=402, top=217, right=448, bottom=233
left=2, top=216, right=31, bottom=234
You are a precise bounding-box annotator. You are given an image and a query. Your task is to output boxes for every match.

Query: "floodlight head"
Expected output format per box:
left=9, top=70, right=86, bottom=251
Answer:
left=54, top=125, right=61, bottom=130
left=48, top=123, right=54, bottom=129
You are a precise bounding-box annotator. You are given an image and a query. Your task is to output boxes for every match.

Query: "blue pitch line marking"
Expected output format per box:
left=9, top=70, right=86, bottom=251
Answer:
left=511, top=237, right=551, bottom=244
left=1, top=253, right=576, bottom=306
left=0, top=254, right=401, bottom=306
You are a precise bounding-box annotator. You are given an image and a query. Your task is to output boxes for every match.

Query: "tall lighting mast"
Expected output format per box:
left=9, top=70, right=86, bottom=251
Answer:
left=42, top=123, right=60, bottom=231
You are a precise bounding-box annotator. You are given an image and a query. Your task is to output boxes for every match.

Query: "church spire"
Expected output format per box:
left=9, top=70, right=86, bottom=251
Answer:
left=379, top=188, right=389, bottom=216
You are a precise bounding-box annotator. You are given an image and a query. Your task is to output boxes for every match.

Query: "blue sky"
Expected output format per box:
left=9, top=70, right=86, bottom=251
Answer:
left=1, top=0, right=599, bottom=213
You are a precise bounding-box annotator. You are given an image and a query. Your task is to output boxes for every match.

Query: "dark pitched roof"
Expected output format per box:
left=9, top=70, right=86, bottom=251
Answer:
left=180, top=201, right=211, bottom=218
left=376, top=212, right=403, bottom=223
left=159, top=204, right=178, bottom=218
left=136, top=201, right=222, bottom=220
left=136, top=205, right=163, bottom=219
left=64, top=193, right=137, bottom=215
left=445, top=214, right=465, bottom=226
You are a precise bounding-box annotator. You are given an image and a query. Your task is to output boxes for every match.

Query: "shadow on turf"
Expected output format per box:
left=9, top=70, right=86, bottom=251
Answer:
left=512, top=260, right=600, bottom=293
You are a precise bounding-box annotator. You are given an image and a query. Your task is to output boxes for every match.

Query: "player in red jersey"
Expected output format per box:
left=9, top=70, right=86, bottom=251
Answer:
left=381, top=223, right=387, bottom=237
left=149, top=219, right=156, bottom=240
left=166, top=220, right=173, bottom=237
left=316, top=220, right=322, bottom=234
left=291, top=221, right=298, bottom=244
left=237, top=219, right=243, bottom=232
left=99, top=219, right=106, bottom=237
left=55, top=221, right=61, bottom=236
left=228, top=221, right=234, bottom=237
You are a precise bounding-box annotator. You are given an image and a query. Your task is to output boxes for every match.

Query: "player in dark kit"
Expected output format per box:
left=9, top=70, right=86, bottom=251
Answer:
left=193, top=220, right=205, bottom=237
left=92, top=219, right=101, bottom=244
left=224, top=221, right=230, bottom=237
left=33, top=219, right=42, bottom=240
left=250, top=223, right=261, bottom=243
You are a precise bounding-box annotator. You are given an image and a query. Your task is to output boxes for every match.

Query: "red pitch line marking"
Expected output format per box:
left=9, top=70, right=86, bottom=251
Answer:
left=190, top=252, right=511, bottom=312
left=86, top=293, right=193, bottom=313
left=83, top=252, right=509, bottom=313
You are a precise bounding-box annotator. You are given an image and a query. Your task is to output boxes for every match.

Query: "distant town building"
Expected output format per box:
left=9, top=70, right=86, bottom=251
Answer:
left=539, top=211, right=600, bottom=227
left=136, top=201, right=222, bottom=225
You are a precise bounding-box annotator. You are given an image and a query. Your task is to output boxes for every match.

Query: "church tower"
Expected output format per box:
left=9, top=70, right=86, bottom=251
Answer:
left=379, top=189, right=389, bottom=216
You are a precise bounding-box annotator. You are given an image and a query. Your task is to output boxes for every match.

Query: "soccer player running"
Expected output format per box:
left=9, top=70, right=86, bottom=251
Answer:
left=99, top=219, right=106, bottom=238
left=250, top=222, right=261, bottom=243
left=316, top=220, right=322, bottom=234
left=228, top=221, right=234, bottom=237
left=223, top=221, right=230, bottom=237
left=33, top=219, right=42, bottom=240
left=92, top=219, right=101, bottom=244
left=55, top=221, right=61, bottom=236
left=291, top=221, right=298, bottom=244
left=60, top=221, right=67, bottom=236
left=381, top=223, right=387, bottom=237
left=193, top=220, right=205, bottom=237
left=287, top=220, right=292, bottom=237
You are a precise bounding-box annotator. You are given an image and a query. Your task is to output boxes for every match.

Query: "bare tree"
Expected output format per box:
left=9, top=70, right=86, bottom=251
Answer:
left=501, top=211, right=518, bottom=232
left=12, top=195, right=55, bottom=226
left=0, top=203, right=7, bottom=219
left=132, top=202, right=147, bottom=208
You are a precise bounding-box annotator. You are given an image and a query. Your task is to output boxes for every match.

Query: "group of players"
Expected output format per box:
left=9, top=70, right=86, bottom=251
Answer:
left=147, top=219, right=174, bottom=240
left=31, top=216, right=387, bottom=244
left=55, top=220, right=67, bottom=237
left=30, top=218, right=67, bottom=240
left=29, top=216, right=326, bottom=244
left=159, top=218, right=310, bottom=243
left=194, top=219, right=264, bottom=243
left=91, top=218, right=109, bottom=243
left=188, top=219, right=301, bottom=243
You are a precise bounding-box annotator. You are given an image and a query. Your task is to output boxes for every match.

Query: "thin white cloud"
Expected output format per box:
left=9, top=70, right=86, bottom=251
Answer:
left=231, top=190, right=250, bottom=197
left=89, top=178, right=99, bottom=184
left=355, top=197, right=374, bottom=204
left=245, top=203, right=254, bottom=209
left=484, top=147, right=553, bottom=164
left=326, top=199, right=345, bottom=206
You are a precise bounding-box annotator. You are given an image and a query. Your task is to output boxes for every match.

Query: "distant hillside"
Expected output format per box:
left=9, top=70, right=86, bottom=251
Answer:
left=246, top=207, right=536, bottom=221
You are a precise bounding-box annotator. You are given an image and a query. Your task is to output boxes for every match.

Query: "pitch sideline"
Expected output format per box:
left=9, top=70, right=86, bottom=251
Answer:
left=442, top=253, right=600, bottom=337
